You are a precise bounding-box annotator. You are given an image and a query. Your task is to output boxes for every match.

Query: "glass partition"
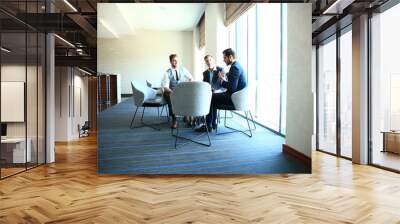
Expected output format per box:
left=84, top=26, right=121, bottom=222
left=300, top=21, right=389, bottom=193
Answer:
left=317, top=36, right=337, bottom=155
left=0, top=1, right=46, bottom=179
left=1, top=30, right=28, bottom=177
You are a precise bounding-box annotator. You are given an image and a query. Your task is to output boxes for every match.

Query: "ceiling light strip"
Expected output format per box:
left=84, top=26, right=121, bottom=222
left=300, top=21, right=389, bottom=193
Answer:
left=78, top=67, right=92, bottom=76
left=323, top=0, right=343, bottom=14
left=1, top=47, right=11, bottom=53
left=54, top=34, right=75, bottom=48
left=63, top=0, right=78, bottom=12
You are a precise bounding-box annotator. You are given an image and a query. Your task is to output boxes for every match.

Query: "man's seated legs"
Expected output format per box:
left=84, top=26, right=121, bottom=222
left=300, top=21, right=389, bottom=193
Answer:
left=198, top=93, right=233, bottom=132
left=163, top=91, right=177, bottom=128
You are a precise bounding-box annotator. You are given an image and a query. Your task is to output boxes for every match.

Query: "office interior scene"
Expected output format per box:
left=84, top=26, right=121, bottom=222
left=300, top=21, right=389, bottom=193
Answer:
left=314, top=0, right=400, bottom=171
left=97, top=3, right=313, bottom=174
left=0, top=0, right=97, bottom=179
left=0, top=1, right=399, bottom=223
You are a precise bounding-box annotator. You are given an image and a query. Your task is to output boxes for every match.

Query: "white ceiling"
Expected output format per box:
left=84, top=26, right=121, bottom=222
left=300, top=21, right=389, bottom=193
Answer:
left=98, top=3, right=205, bottom=38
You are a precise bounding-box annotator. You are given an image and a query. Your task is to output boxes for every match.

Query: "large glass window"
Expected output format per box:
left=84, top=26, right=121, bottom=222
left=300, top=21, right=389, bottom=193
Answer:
left=316, top=28, right=353, bottom=159
left=227, top=4, right=284, bottom=134
left=339, top=28, right=352, bottom=158
left=371, top=3, right=400, bottom=171
left=256, top=4, right=281, bottom=131
left=317, top=36, right=337, bottom=155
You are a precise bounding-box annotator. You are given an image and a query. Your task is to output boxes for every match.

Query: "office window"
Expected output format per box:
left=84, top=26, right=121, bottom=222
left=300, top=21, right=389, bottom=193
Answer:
left=235, top=12, right=249, bottom=76
left=371, top=3, right=400, bottom=171
left=256, top=4, right=281, bottom=131
left=228, top=4, right=284, bottom=134
left=317, top=36, right=337, bottom=155
left=340, top=29, right=352, bottom=158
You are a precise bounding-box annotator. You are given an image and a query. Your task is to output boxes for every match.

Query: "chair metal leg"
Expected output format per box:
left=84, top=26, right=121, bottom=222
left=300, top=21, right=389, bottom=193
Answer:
left=172, top=115, right=211, bottom=149
left=245, top=111, right=253, bottom=137
left=204, top=116, right=211, bottom=146
left=160, top=105, right=165, bottom=117
left=141, top=107, right=145, bottom=121
left=249, top=110, right=256, bottom=130
left=174, top=121, right=179, bottom=148
left=224, top=110, right=227, bottom=126
left=217, top=110, right=253, bottom=138
left=226, top=111, right=233, bottom=119
left=131, top=106, right=168, bottom=131
left=157, top=107, right=160, bottom=117
left=130, top=107, right=139, bottom=129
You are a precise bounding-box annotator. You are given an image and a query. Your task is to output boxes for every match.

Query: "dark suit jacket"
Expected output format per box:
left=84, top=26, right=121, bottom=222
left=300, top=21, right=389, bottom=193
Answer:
left=222, top=61, right=247, bottom=95
left=202, top=66, right=224, bottom=90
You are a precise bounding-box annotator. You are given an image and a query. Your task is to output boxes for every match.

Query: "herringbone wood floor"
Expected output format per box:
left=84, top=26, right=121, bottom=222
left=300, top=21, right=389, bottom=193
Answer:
left=1, top=134, right=400, bottom=224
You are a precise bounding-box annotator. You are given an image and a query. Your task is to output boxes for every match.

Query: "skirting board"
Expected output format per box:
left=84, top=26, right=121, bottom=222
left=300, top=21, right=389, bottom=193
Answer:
left=282, top=144, right=311, bottom=166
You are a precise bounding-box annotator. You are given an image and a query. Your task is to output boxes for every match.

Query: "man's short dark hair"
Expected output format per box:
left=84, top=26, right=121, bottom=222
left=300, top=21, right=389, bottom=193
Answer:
left=169, top=54, right=177, bottom=62
left=222, top=48, right=235, bottom=58
left=204, top=55, right=213, bottom=60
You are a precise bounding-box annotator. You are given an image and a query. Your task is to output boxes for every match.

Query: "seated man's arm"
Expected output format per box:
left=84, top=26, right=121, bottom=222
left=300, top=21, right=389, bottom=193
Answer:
left=202, top=71, right=207, bottom=82
left=212, top=68, right=223, bottom=90
left=222, top=66, right=240, bottom=93
left=161, top=72, right=172, bottom=93
left=183, top=68, right=193, bottom=81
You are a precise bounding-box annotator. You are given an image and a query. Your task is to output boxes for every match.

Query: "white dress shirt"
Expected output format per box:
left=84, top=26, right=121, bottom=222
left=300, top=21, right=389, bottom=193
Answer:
left=161, top=66, right=193, bottom=89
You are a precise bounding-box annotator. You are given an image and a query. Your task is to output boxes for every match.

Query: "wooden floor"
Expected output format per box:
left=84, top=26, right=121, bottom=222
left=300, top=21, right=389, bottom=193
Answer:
left=0, top=135, right=400, bottom=223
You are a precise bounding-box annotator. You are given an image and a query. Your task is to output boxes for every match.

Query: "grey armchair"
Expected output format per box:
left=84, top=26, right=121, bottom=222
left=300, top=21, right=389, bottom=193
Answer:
left=145, top=80, right=167, bottom=117
left=216, top=86, right=256, bottom=137
left=130, top=81, right=168, bottom=130
left=171, top=81, right=212, bottom=148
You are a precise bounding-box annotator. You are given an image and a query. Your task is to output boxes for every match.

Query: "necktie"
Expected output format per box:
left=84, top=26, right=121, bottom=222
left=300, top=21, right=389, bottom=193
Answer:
left=175, top=70, right=179, bottom=81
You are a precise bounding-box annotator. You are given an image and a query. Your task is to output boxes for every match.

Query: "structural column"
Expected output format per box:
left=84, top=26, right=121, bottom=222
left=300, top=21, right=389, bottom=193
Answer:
left=46, top=1, right=55, bottom=163
left=352, top=14, right=369, bottom=164
left=284, top=3, right=313, bottom=158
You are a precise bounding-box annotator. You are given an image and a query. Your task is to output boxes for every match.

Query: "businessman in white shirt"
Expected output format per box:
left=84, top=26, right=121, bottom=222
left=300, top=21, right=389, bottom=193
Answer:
left=162, top=54, right=193, bottom=129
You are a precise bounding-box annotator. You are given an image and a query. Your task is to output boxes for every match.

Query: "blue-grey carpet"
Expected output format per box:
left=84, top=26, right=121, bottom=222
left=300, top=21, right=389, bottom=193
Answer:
left=98, top=99, right=311, bottom=174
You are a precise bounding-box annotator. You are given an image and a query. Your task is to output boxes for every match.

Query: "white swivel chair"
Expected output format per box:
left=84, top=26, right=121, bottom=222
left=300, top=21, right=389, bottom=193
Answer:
left=171, top=82, right=212, bottom=148
left=130, top=81, right=168, bottom=130
left=216, top=86, right=256, bottom=137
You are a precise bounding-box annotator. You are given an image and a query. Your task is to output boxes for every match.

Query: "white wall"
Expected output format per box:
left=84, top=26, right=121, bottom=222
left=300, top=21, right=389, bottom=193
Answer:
left=1, top=63, right=47, bottom=164
left=284, top=4, right=313, bottom=157
left=1, top=65, right=40, bottom=137
left=98, top=29, right=194, bottom=94
left=55, top=67, right=89, bottom=141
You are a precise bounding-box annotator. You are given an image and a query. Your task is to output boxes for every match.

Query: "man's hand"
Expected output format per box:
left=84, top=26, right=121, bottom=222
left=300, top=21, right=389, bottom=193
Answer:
left=163, top=87, right=172, bottom=94
left=218, top=71, right=225, bottom=80
left=184, top=74, right=193, bottom=82
left=218, top=71, right=226, bottom=84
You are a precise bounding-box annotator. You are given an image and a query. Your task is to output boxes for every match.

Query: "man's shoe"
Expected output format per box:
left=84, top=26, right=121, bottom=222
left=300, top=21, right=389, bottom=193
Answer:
left=212, top=123, right=218, bottom=130
left=171, top=120, right=177, bottom=129
left=195, top=125, right=212, bottom=132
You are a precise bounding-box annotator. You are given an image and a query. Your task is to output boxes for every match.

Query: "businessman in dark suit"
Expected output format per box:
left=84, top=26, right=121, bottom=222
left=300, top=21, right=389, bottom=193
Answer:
left=196, top=48, right=247, bottom=132
left=202, top=55, right=225, bottom=92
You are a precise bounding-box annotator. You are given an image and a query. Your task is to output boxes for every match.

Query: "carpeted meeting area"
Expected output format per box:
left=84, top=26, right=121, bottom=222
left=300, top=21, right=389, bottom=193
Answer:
left=97, top=99, right=310, bottom=174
